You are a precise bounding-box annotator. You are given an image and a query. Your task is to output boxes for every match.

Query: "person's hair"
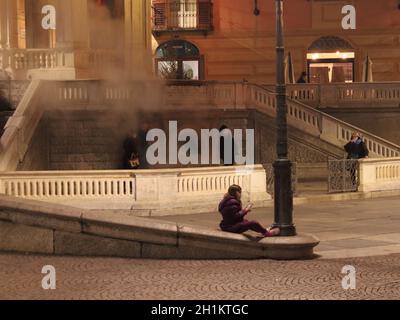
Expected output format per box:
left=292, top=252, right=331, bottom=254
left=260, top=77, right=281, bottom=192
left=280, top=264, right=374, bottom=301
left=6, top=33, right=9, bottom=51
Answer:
left=227, top=184, right=242, bottom=198
left=351, top=132, right=360, bottom=139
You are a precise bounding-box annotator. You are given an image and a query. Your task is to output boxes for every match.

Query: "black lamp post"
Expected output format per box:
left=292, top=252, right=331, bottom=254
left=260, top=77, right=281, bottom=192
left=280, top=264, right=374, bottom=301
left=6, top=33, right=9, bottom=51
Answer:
left=272, top=0, right=297, bottom=236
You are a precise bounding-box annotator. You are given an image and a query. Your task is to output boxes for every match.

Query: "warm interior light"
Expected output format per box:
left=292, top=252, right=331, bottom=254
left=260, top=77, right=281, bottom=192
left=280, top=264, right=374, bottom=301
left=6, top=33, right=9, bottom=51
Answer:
left=307, top=52, right=355, bottom=60
left=312, top=53, right=319, bottom=60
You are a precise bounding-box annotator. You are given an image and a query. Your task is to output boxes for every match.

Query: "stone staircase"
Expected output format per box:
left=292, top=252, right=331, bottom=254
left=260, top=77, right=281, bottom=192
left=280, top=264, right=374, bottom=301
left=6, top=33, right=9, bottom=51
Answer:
left=2, top=80, right=400, bottom=177
left=0, top=80, right=30, bottom=136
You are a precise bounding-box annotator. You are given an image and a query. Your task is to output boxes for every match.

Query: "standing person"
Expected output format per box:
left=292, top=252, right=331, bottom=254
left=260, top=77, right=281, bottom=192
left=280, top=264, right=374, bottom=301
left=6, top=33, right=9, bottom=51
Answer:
left=122, top=130, right=139, bottom=169
left=137, top=122, right=150, bottom=169
left=344, top=132, right=369, bottom=186
left=218, top=185, right=280, bottom=237
left=219, top=125, right=235, bottom=166
left=296, top=71, right=307, bottom=84
left=344, top=132, right=369, bottom=160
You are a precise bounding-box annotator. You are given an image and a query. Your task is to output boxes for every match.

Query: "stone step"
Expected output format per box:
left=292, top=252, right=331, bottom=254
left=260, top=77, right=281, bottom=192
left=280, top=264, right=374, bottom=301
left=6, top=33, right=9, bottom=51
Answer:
left=297, top=162, right=328, bottom=182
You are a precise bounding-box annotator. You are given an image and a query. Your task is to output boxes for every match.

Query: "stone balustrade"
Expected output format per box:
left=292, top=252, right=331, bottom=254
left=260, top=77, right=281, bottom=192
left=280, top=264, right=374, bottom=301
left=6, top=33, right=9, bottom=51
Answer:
left=0, top=80, right=44, bottom=171
left=248, top=84, right=400, bottom=159
left=287, top=82, right=400, bottom=109
left=0, top=48, right=123, bottom=80
left=0, top=165, right=270, bottom=213
left=2, top=79, right=400, bottom=173
left=358, top=158, right=400, bottom=192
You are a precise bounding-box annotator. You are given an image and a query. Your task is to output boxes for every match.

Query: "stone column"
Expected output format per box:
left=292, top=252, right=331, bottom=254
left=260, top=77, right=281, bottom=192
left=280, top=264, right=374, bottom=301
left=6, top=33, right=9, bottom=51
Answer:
left=55, top=0, right=89, bottom=49
left=0, top=0, right=8, bottom=49
left=124, top=0, right=153, bottom=79
left=0, top=0, right=18, bottom=49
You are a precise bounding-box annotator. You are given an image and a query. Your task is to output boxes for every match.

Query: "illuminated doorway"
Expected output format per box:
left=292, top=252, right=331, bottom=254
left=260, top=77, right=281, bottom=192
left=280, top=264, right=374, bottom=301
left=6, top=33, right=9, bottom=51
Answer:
left=307, top=36, right=355, bottom=84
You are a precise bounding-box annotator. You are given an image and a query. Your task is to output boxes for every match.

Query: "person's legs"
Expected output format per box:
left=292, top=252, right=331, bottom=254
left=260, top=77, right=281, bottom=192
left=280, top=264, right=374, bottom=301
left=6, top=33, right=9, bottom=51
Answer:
left=227, top=220, right=267, bottom=234
left=222, top=220, right=280, bottom=237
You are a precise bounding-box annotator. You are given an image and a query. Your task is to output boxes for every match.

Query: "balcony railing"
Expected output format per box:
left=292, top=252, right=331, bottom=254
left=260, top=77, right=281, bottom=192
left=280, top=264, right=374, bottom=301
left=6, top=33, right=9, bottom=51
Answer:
left=152, top=0, right=213, bottom=33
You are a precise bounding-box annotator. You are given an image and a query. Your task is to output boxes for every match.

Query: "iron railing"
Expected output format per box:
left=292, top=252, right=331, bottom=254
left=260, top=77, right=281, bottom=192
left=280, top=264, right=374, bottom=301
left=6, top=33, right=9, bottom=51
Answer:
left=328, top=159, right=359, bottom=193
left=265, top=163, right=298, bottom=198
left=152, top=0, right=213, bottom=32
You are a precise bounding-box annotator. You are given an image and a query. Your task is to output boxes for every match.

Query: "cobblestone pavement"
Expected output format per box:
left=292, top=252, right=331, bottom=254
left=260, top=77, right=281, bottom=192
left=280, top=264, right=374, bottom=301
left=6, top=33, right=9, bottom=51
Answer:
left=1, top=253, right=399, bottom=300
left=154, top=197, right=400, bottom=259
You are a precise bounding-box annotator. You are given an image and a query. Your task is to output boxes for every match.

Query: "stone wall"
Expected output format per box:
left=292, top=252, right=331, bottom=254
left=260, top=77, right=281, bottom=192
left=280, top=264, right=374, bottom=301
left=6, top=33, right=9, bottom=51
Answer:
left=47, top=111, right=123, bottom=170
left=19, top=109, right=343, bottom=171
left=17, top=118, right=50, bottom=171
left=325, top=109, right=400, bottom=146
left=0, top=81, right=30, bottom=109
left=0, top=195, right=318, bottom=260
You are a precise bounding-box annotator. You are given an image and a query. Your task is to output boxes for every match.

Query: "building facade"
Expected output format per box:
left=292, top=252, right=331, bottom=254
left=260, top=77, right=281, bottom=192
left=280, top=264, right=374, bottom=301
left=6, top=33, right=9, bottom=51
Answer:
left=1, top=0, right=400, bottom=83
left=151, top=0, right=400, bottom=83
left=0, top=0, right=153, bottom=80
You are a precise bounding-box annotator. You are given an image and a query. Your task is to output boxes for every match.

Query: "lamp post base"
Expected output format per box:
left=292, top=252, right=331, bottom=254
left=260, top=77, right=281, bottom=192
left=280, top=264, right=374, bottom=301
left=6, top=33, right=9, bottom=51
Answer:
left=272, top=223, right=297, bottom=237
left=273, top=159, right=297, bottom=237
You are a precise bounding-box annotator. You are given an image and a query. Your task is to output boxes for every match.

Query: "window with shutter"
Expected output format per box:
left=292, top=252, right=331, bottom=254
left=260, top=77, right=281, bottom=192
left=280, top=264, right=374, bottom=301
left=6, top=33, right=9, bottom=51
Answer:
left=151, top=0, right=213, bottom=33
left=198, top=0, right=212, bottom=30
left=153, top=1, right=167, bottom=30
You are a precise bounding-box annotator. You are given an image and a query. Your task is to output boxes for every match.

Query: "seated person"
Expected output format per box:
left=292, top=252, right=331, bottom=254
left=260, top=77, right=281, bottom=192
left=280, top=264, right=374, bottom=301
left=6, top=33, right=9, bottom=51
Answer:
left=218, top=185, right=280, bottom=237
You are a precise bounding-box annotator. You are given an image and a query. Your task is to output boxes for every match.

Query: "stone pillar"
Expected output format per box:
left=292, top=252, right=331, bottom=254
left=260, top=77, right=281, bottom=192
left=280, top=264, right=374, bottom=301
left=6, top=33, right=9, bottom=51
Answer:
left=0, top=0, right=8, bottom=49
left=124, top=0, right=153, bottom=79
left=0, top=0, right=18, bottom=49
left=55, top=0, right=89, bottom=49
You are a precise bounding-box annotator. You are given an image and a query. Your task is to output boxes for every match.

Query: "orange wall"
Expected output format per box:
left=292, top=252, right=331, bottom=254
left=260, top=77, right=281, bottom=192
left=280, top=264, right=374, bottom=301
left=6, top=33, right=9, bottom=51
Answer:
left=153, top=0, right=400, bottom=83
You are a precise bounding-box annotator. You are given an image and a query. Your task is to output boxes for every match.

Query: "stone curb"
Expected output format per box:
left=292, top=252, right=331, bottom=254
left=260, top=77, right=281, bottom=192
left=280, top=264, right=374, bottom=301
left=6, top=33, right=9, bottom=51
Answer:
left=0, top=195, right=319, bottom=260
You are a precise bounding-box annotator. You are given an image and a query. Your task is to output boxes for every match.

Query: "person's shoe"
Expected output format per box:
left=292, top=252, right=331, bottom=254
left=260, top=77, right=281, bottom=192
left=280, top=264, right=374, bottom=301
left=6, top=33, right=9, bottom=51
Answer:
left=263, top=228, right=280, bottom=237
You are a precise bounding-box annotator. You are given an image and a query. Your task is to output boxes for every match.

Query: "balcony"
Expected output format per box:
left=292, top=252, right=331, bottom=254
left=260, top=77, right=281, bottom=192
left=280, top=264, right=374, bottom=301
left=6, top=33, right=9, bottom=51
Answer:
left=152, top=0, right=213, bottom=35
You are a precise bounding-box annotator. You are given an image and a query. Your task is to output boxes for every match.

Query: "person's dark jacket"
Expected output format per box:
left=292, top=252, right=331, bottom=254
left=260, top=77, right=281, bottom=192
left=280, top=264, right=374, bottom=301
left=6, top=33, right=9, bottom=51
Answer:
left=218, top=196, right=247, bottom=228
left=123, top=135, right=138, bottom=169
left=344, top=138, right=369, bottom=159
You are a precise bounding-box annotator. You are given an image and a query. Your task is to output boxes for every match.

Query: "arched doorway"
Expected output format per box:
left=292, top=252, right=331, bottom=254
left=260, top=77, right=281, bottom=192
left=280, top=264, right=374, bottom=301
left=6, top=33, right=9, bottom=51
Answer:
left=307, top=36, right=355, bottom=83
left=155, top=40, right=202, bottom=80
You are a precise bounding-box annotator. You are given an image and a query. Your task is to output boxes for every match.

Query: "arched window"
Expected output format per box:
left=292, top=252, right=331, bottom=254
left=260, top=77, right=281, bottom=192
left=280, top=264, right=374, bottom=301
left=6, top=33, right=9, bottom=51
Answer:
left=307, top=36, right=355, bottom=83
left=155, top=40, right=202, bottom=80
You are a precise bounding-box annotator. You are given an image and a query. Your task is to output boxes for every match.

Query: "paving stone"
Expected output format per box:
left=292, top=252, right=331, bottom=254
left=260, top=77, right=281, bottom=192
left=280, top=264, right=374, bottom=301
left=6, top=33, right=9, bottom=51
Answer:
left=1, top=253, right=400, bottom=299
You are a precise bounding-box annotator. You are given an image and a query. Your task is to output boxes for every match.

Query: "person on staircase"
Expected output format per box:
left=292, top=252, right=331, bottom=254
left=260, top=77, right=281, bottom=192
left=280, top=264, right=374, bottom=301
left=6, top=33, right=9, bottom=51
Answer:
left=344, top=132, right=369, bottom=160
left=218, top=185, right=280, bottom=237
left=344, top=132, right=369, bottom=186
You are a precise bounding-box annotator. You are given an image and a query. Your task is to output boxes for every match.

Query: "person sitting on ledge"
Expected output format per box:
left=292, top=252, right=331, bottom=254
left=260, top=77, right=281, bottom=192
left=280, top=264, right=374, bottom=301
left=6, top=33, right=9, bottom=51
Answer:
left=218, top=185, right=280, bottom=237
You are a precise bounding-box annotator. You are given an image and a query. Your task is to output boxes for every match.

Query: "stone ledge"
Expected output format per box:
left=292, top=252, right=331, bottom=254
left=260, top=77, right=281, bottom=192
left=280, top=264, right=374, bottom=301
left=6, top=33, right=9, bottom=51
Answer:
left=0, top=195, right=83, bottom=233
left=0, top=220, right=54, bottom=254
left=0, top=195, right=319, bottom=260
left=81, top=211, right=178, bottom=246
left=54, top=231, right=141, bottom=258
